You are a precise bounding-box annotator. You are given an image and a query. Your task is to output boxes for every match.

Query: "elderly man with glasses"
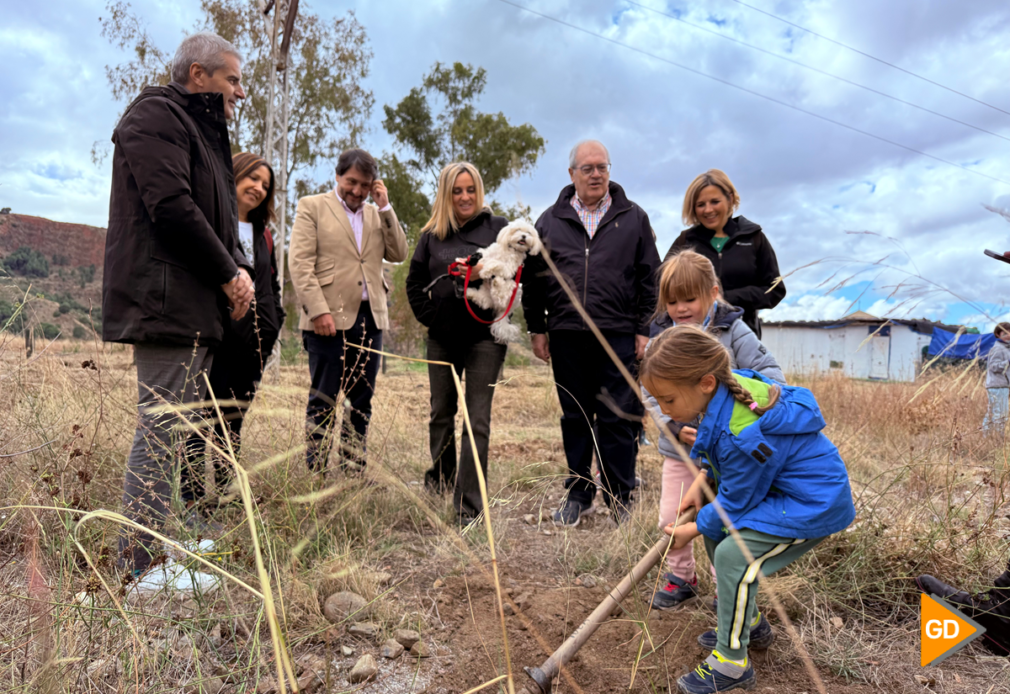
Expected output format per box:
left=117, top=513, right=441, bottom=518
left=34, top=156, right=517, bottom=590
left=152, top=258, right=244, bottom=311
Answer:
left=522, top=140, right=661, bottom=526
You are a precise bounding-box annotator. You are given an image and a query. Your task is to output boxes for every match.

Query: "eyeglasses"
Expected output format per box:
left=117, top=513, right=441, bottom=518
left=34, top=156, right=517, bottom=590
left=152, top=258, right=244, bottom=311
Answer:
left=576, top=163, right=611, bottom=176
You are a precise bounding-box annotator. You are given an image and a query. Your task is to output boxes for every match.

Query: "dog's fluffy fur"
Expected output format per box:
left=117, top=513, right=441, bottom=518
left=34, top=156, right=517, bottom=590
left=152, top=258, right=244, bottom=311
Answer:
left=466, top=220, right=543, bottom=343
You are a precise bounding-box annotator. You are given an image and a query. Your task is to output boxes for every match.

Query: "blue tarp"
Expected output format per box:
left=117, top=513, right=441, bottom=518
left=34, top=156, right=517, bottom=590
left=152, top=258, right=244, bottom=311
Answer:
left=928, top=327, right=996, bottom=360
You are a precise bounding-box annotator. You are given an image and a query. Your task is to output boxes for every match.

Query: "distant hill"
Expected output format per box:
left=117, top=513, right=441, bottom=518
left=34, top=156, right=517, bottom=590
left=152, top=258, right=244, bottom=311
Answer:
left=0, top=212, right=105, bottom=267
left=0, top=212, right=105, bottom=338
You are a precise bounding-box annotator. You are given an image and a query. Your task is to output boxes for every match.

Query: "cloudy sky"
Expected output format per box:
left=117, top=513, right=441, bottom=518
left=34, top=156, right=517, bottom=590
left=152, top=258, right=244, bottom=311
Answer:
left=3, top=0, right=1010, bottom=326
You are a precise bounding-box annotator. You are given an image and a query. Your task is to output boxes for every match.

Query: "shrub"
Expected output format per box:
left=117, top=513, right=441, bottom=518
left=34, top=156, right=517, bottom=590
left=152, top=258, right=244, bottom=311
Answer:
left=38, top=323, right=61, bottom=340
left=3, top=247, right=49, bottom=278
left=72, top=325, right=87, bottom=339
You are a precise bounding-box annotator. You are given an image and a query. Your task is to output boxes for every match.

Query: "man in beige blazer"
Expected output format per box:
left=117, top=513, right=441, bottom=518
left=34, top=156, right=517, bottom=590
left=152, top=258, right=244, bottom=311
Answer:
left=289, top=148, right=408, bottom=473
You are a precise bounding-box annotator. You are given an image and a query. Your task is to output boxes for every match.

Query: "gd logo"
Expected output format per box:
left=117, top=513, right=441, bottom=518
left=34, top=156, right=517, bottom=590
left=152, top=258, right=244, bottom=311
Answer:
left=920, top=594, right=986, bottom=667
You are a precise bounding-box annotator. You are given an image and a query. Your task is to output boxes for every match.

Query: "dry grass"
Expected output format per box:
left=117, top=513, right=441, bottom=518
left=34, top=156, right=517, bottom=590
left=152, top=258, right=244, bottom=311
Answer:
left=1, top=329, right=1010, bottom=693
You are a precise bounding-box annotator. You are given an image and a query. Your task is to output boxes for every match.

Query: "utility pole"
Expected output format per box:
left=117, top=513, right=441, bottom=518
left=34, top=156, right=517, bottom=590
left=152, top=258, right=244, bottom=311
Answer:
left=261, top=0, right=299, bottom=304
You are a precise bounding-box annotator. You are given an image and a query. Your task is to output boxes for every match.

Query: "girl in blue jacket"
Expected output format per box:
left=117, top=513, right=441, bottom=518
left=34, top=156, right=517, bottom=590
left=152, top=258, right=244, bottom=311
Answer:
left=641, top=324, right=856, bottom=694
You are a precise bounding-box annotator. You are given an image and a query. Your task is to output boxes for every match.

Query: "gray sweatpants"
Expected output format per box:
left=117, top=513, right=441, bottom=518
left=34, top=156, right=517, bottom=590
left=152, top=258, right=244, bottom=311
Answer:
left=118, top=343, right=212, bottom=571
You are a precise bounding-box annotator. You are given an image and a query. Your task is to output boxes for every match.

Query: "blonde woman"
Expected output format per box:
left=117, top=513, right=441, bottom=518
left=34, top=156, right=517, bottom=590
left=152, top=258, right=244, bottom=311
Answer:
left=665, top=169, right=786, bottom=338
left=405, top=162, right=510, bottom=525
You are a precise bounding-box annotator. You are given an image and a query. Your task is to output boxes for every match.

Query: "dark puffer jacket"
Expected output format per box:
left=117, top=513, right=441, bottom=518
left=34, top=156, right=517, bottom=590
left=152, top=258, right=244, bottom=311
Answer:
left=666, top=216, right=786, bottom=337
left=103, top=82, right=250, bottom=347
left=522, top=182, right=660, bottom=336
left=405, top=210, right=508, bottom=344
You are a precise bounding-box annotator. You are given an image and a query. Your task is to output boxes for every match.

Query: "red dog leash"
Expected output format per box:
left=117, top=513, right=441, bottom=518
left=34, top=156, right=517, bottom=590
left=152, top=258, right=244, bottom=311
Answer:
left=447, top=258, right=524, bottom=325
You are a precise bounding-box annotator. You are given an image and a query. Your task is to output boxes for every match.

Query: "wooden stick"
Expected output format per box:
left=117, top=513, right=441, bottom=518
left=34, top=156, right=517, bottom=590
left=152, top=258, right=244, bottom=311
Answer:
left=522, top=509, right=696, bottom=693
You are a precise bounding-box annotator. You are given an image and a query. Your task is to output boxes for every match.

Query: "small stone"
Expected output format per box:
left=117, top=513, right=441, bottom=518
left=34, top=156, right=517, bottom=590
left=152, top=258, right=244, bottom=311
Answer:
left=341, top=645, right=354, bottom=656
left=542, top=530, right=552, bottom=536
left=579, top=575, right=597, bottom=589
left=914, top=674, right=935, bottom=687
left=208, top=623, right=223, bottom=648
left=348, top=654, right=378, bottom=683
left=574, top=578, right=583, bottom=586
left=348, top=622, right=380, bottom=639
left=830, top=616, right=843, bottom=629
left=380, top=638, right=405, bottom=659
left=323, top=591, right=368, bottom=623
left=523, top=514, right=536, bottom=525
left=433, top=579, right=444, bottom=589
left=256, top=678, right=277, bottom=694
left=394, top=629, right=420, bottom=649
left=410, top=640, right=432, bottom=658
left=503, top=603, right=515, bottom=616
left=513, top=592, right=531, bottom=611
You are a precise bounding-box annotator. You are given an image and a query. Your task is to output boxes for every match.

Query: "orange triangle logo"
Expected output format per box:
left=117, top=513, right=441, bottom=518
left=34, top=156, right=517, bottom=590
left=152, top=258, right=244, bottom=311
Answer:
left=921, top=593, right=986, bottom=666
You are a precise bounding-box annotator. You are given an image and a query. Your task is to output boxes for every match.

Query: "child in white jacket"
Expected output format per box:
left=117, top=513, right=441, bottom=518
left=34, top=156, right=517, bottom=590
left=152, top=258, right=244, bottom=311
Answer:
left=984, top=322, right=1010, bottom=435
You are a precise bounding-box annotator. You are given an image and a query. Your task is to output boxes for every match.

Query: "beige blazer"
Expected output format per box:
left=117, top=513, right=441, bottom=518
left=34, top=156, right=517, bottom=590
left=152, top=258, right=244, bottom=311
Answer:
left=288, top=191, right=408, bottom=331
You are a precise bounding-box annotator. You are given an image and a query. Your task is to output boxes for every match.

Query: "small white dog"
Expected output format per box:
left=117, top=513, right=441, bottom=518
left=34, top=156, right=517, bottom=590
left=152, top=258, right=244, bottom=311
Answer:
left=466, top=220, right=543, bottom=344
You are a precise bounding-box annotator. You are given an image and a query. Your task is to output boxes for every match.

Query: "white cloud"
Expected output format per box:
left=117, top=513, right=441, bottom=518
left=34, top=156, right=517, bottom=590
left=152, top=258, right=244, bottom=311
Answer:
left=4, top=0, right=1010, bottom=326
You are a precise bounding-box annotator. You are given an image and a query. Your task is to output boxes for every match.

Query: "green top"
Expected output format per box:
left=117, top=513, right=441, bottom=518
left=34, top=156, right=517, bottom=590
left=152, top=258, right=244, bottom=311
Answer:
left=710, top=235, right=729, bottom=253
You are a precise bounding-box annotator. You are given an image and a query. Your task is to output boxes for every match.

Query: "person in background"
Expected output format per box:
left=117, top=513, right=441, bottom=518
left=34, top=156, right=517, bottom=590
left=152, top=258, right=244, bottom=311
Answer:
left=983, top=322, right=1010, bottom=435
left=182, top=153, right=285, bottom=507
left=288, top=148, right=407, bottom=474
left=522, top=139, right=661, bottom=526
left=405, top=162, right=509, bottom=525
left=665, top=170, right=785, bottom=338
left=644, top=250, right=785, bottom=611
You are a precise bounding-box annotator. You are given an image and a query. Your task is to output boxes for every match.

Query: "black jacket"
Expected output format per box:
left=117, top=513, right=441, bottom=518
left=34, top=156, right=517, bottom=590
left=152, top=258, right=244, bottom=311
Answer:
left=405, top=210, right=508, bottom=344
left=103, top=82, right=250, bottom=347
left=522, top=182, right=660, bottom=336
left=666, top=216, right=785, bottom=337
left=230, top=224, right=285, bottom=359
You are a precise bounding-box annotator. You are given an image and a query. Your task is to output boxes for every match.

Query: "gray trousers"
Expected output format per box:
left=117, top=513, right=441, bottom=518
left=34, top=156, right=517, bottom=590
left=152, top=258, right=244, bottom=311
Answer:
left=118, top=343, right=212, bottom=571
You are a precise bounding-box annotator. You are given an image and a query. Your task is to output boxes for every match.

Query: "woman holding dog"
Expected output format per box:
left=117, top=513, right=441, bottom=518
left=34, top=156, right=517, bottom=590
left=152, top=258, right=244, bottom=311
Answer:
left=665, top=170, right=786, bottom=338
left=405, top=162, right=509, bottom=525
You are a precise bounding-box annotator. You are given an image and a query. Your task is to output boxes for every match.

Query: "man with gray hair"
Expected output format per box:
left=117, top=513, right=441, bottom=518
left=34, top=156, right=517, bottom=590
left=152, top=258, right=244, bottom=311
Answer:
left=103, top=31, right=255, bottom=581
left=522, top=140, right=660, bottom=526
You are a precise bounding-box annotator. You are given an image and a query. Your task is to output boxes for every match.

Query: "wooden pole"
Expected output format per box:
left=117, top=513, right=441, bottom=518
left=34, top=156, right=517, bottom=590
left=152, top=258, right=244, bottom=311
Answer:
left=522, top=509, right=697, bottom=693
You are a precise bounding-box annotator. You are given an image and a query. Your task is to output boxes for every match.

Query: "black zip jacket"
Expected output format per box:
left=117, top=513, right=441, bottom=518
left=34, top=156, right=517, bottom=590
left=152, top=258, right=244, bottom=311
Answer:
left=405, top=210, right=508, bottom=344
left=522, top=182, right=660, bottom=336
left=230, top=224, right=285, bottom=359
left=103, top=82, right=250, bottom=346
left=665, top=216, right=785, bottom=337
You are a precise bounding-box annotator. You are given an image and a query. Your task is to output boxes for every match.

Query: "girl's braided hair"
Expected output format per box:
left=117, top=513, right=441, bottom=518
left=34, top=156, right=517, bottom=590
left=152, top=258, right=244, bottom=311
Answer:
left=640, top=324, right=780, bottom=415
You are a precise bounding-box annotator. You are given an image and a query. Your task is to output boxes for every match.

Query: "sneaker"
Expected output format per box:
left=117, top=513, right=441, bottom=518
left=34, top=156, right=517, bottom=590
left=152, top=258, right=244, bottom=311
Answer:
left=697, top=612, right=774, bottom=650
left=552, top=498, right=590, bottom=527
left=131, top=557, right=221, bottom=595
left=710, top=597, right=719, bottom=612
left=651, top=573, right=698, bottom=610
left=677, top=653, right=755, bottom=694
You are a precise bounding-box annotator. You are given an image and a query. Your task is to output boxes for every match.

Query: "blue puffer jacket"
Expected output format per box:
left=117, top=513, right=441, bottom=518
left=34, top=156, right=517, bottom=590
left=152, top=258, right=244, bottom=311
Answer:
left=692, top=370, right=856, bottom=542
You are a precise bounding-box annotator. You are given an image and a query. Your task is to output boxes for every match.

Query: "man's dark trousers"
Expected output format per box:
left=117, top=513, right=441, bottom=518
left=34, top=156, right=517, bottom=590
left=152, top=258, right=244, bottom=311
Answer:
left=549, top=330, right=641, bottom=508
left=304, top=303, right=382, bottom=470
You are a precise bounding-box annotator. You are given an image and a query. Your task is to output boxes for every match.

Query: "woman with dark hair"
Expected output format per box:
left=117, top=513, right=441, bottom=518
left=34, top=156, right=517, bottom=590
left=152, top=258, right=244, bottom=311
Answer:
left=405, top=162, right=509, bottom=525
left=182, top=152, right=285, bottom=506
left=666, top=169, right=786, bottom=338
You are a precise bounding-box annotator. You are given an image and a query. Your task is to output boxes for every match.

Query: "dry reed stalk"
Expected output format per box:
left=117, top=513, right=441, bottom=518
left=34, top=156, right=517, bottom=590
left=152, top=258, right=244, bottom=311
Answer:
left=344, top=343, right=516, bottom=694
left=538, top=251, right=829, bottom=694
left=203, top=373, right=299, bottom=693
